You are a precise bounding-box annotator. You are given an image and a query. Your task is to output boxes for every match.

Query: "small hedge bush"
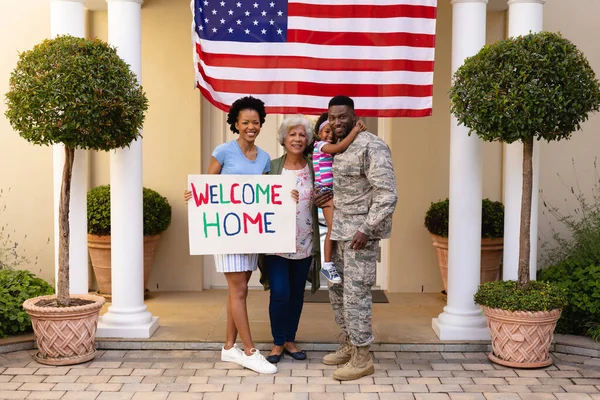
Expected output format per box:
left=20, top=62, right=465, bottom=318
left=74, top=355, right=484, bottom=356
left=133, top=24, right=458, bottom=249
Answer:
left=87, top=185, right=172, bottom=236
left=474, top=280, right=567, bottom=312
left=0, top=269, right=54, bottom=338
left=424, top=198, right=504, bottom=238
left=538, top=260, right=600, bottom=335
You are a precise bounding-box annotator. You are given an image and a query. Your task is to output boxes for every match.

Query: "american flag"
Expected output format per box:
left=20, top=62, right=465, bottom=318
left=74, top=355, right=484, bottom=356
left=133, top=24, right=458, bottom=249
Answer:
left=191, top=0, right=437, bottom=117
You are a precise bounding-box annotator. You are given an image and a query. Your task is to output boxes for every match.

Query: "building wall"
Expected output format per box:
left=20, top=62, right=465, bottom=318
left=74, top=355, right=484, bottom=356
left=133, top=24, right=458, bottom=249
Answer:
left=538, top=1, right=600, bottom=268
left=0, top=0, right=54, bottom=284
left=2, top=0, right=596, bottom=294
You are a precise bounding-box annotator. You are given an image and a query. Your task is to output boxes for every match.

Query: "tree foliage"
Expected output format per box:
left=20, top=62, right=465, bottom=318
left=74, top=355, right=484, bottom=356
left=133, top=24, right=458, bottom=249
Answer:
left=424, top=198, right=504, bottom=239
left=87, top=185, right=172, bottom=237
left=5, top=35, right=148, bottom=150
left=450, top=32, right=600, bottom=144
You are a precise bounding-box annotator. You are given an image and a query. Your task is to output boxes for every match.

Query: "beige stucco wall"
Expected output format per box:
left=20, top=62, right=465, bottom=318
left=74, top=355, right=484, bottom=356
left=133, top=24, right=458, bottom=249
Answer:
left=385, top=5, right=505, bottom=293
left=0, top=1, right=54, bottom=284
left=537, top=1, right=600, bottom=267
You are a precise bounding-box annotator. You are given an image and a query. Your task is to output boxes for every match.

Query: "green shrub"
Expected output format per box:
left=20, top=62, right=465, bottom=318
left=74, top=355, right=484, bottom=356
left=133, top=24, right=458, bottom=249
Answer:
left=537, top=162, right=600, bottom=339
left=588, top=324, right=600, bottom=342
left=424, top=198, right=504, bottom=238
left=88, top=185, right=172, bottom=236
left=541, top=163, right=600, bottom=268
left=0, top=269, right=54, bottom=337
left=474, top=280, right=567, bottom=312
left=538, top=260, right=600, bottom=336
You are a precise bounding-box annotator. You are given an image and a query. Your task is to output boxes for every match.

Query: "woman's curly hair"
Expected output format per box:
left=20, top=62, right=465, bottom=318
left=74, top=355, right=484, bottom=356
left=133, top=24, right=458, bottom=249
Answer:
left=226, top=96, right=267, bottom=134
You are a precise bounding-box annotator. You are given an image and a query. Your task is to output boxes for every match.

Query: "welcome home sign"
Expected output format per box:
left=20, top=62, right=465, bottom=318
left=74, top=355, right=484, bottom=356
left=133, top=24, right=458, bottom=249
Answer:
left=187, top=174, right=296, bottom=255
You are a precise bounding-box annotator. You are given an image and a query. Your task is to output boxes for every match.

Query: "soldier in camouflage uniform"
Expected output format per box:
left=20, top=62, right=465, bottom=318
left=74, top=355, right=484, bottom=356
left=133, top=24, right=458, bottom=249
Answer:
left=323, top=96, right=398, bottom=381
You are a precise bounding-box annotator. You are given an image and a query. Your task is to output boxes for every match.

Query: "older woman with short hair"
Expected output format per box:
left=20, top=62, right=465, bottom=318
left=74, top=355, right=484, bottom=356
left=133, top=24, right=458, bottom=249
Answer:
left=259, top=114, right=326, bottom=363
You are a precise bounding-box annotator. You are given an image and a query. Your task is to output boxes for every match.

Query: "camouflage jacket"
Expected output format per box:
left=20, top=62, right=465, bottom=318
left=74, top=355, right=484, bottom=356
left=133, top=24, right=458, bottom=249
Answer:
left=331, top=131, right=398, bottom=241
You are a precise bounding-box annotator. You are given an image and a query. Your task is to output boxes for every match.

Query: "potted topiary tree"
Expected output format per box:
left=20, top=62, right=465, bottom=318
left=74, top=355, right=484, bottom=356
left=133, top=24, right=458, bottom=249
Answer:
left=5, top=35, right=148, bottom=365
left=87, top=185, right=172, bottom=297
left=450, top=32, right=600, bottom=368
left=425, top=198, right=504, bottom=295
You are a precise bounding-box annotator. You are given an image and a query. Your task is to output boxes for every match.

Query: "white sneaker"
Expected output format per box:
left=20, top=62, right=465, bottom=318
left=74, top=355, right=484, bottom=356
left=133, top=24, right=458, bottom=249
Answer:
left=242, top=348, right=278, bottom=374
left=221, top=344, right=243, bottom=365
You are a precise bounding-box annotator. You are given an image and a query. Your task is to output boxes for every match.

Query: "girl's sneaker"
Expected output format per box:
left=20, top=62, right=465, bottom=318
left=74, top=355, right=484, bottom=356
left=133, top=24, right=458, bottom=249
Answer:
left=242, top=348, right=278, bottom=374
left=221, top=344, right=243, bottom=365
left=321, top=262, right=342, bottom=284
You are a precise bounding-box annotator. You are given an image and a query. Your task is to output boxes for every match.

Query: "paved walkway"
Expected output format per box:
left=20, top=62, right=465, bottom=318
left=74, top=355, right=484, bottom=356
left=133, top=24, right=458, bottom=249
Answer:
left=1, top=349, right=600, bottom=399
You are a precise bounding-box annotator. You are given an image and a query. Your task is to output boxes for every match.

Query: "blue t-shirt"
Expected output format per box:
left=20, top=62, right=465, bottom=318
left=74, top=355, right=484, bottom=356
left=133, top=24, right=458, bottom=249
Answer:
left=212, top=140, right=270, bottom=175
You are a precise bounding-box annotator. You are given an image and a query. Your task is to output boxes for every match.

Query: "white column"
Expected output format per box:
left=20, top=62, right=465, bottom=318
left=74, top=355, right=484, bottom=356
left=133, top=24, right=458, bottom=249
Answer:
left=503, top=0, right=544, bottom=281
left=432, top=0, right=490, bottom=340
left=97, top=0, right=159, bottom=338
left=50, top=0, right=89, bottom=295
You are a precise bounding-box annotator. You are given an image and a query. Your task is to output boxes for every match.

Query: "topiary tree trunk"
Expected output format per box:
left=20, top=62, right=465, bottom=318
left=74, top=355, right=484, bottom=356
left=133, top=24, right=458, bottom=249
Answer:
left=57, top=147, right=75, bottom=306
left=518, top=137, right=534, bottom=290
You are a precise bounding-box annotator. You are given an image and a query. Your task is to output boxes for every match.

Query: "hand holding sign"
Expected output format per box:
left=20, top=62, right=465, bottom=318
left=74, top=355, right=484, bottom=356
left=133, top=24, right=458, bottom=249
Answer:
left=187, top=174, right=296, bottom=255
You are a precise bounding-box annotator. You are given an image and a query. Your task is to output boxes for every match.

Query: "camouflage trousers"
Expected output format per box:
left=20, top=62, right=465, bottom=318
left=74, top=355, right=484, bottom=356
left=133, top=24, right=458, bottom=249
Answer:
left=329, top=240, right=378, bottom=347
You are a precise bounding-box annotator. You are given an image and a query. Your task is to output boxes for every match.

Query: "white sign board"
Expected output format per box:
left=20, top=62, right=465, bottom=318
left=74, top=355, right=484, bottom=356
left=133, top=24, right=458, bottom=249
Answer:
left=187, top=174, right=296, bottom=255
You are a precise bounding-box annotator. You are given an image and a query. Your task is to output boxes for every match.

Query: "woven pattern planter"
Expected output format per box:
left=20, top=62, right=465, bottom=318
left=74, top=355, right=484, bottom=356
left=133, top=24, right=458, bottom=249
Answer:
left=23, top=294, right=105, bottom=366
left=482, top=306, right=561, bottom=368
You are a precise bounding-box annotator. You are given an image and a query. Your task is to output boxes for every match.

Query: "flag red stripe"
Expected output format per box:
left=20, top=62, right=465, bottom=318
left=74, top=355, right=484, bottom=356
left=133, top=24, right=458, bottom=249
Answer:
left=196, top=62, right=433, bottom=97
left=198, top=84, right=432, bottom=118
left=195, top=44, right=434, bottom=72
left=288, top=3, right=437, bottom=19
left=287, top=30, right=436, bottom=47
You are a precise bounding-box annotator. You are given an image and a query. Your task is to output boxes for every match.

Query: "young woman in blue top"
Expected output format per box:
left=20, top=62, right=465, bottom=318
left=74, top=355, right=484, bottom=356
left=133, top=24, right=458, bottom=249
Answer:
left=184, top=96, right=276, bottom=374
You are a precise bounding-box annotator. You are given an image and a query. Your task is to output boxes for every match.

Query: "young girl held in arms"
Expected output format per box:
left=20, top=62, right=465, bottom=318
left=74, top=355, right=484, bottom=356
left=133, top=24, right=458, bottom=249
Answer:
left=312, top=114, right=366, bottom=284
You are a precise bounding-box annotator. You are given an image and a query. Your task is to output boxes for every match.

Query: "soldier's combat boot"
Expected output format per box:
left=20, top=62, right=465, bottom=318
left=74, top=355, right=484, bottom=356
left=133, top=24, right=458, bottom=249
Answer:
left=332, top=345, right=374, bottom=381
left=323, top=338, right=352, bottom=365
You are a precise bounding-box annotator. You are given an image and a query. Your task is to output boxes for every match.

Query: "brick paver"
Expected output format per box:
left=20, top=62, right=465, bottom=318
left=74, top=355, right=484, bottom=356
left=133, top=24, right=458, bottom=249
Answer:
left=0, top=350, right=598, bottom=399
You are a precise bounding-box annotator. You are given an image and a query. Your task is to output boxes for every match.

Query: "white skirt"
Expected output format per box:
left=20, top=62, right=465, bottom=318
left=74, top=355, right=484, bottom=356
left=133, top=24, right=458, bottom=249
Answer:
left=214, top=254, right=258, bottom=273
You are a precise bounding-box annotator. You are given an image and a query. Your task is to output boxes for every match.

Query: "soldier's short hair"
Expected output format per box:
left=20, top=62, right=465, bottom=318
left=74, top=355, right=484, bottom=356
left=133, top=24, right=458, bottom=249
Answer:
left=328, top=95, right=354, bottom=110
left=277, top=114, right=314, bottom=147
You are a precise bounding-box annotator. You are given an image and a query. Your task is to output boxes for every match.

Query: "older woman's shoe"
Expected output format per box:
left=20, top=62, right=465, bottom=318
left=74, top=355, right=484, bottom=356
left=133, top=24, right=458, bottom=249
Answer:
left=284, top=348, right=307, bottom=360
left=266, top=352, right=283, bottom=364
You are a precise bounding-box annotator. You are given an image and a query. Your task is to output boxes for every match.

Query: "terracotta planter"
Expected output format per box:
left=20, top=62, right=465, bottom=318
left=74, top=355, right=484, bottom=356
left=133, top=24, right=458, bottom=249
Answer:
left=23, top=294, right=105, bottom=366
left=482, top=306, right=561, bottom=368
left=430, top=234, right=503, bottom=293
left=88, top=234, right=161, bottom=295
